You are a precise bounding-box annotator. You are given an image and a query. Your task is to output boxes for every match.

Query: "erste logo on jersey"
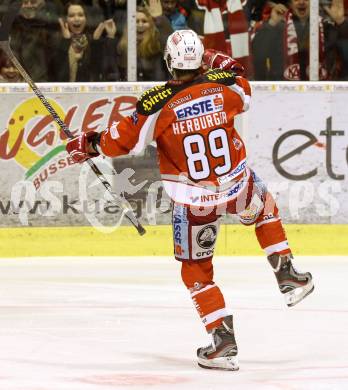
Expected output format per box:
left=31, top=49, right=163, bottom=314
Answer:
left=174, top=94, right=224, bottom=121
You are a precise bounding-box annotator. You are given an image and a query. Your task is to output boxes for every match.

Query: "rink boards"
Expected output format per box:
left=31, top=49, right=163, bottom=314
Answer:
left=0, top=224, right=347, bottom=257
left=0, top=82, right=347, bottom=257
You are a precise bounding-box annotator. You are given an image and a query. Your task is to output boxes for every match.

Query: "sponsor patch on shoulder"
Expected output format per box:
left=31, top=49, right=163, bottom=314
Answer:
left=201, top=86, right=223, bottom=96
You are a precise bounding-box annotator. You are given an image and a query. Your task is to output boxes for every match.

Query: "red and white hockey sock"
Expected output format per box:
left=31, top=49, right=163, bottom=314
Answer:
left=181, top=261, right=227, bottom=332
left=191, top=283, right=227, bottom=331
left=255, top=193, right=291, bottom=256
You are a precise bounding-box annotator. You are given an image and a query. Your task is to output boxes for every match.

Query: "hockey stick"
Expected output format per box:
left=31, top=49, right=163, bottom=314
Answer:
left=0, top=1, right=146, bottom=235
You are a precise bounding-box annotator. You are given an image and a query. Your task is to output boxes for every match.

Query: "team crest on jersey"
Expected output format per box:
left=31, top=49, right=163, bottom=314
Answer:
left=174, top=93, right=224, bottom=121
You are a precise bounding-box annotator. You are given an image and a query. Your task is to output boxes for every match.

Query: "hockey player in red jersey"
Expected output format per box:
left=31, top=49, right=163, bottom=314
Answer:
left=66, top=30, right=314, bottom=371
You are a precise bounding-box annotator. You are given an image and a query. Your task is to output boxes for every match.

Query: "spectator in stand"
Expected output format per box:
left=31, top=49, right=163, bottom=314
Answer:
left=244, top=0, right=288, bottom=25
left=117, top=1, right=173, bottom=81
left=251, top=0, right=340, bottom=80
left=244, top=0, right=268, bottom=24
left=194, top=0, right=253, bottom=78
left=0, top=50, right=23, bottom=82
left=179, top=0, right=205, bottom=36
left=93, top=18, right=121, bottom=80
left=322, top=0, right=348, bottom=80
left=160, top=0, right=188, bottom=30
left=10, top=0, right=61, bottom=82
left=98, top=0, right=127, bottom=43
left=49, top=0, right=119, bottom=81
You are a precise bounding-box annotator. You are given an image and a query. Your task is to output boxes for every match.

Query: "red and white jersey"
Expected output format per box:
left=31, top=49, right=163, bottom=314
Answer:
left=99, top=69, right=251, bottom=207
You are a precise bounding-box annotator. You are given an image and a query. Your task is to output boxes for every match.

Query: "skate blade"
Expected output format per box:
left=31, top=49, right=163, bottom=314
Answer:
left=284, top=279, right=314, bottom=307
left=197, top=355, right=239, bottom=371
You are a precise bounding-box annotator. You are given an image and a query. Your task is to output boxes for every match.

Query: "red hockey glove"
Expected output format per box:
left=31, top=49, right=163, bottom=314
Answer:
left=202, top=49, right=245, bottom=76
left=66, top=131, right=100, bottom=163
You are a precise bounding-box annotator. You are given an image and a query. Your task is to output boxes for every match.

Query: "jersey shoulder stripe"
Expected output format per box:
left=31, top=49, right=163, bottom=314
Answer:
left=136, top=69, right=236, bottom=116
left=137, top=84, right=174, bottom=116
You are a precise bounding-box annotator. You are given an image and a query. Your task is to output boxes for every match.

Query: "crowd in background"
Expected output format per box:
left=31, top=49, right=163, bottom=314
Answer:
left=0, top=0, right=347, bottom=82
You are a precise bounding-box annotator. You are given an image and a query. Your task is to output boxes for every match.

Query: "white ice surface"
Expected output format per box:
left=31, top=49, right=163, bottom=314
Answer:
left=0, top=256, right=347, bottom=390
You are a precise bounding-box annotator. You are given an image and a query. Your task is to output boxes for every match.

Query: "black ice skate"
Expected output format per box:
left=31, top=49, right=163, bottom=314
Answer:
left=267, top=253, right=314, bottom=307
left=197, top=315, right=239, bottom=371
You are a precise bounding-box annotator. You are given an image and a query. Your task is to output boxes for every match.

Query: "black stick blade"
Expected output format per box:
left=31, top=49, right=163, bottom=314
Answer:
left=0, top=0, right=21, bottom=42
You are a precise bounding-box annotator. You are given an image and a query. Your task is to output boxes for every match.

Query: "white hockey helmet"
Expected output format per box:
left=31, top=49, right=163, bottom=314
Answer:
left=164, top=30, right=204, bottom=75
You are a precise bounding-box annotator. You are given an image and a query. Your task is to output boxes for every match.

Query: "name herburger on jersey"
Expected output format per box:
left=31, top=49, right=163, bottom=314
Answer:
left=172, top=93, right=227, bottom=134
